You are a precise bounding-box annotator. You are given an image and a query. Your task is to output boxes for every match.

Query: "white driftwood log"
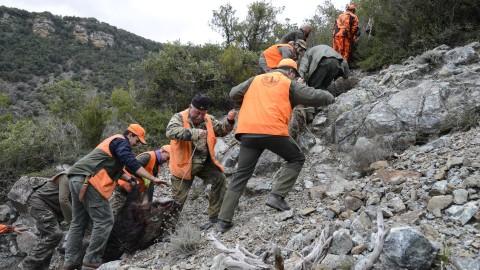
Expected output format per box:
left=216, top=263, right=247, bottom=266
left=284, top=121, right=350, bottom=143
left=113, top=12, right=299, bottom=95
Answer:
left=293, top=225, right=332, bottom=270
left=361, top=208, right=391, bottom=270
left=207, top=232, right=275, bottom=269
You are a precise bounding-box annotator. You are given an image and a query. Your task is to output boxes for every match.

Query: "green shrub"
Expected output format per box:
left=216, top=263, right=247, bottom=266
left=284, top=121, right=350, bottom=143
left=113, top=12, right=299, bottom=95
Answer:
left=75, top=92, right=111, bottom=148
left=0, top=116, right=82, bottom=201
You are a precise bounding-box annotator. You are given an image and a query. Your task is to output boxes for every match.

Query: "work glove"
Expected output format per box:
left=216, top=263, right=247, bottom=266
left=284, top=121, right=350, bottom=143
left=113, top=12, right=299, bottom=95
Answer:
left=118, top=179, right=133, bottom=193
left=142, top=177, right=151, bottom=189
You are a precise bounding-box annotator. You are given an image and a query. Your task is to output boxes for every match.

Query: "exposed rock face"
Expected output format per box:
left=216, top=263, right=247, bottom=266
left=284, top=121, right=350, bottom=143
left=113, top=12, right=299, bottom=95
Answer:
left=32, top=17, right=55, bottom=37
left=73, top=24, right=88, bottom=44
left=7, top=176, right=49, bottom=213
left=90, top=31, right=114, bottom=48
left=72, top=25, right=115, bottom=47
left=323, top=42, right=480, bottom=151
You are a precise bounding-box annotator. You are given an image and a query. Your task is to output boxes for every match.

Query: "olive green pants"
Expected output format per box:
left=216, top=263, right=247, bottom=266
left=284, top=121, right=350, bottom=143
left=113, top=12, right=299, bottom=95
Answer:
left=218, top=135, right=305, bottom=222
left=171, top=158, right=227, bottom=220
left=305, top=57, right=340, bottom=114
left=308, top=57, right=340, bottom=90
left=64, top=175, right=113, bottom=266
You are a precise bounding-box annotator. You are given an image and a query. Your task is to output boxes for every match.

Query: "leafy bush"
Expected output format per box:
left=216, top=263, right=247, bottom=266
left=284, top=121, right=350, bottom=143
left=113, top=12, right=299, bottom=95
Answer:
left=0, top=116, right=82, bottom=201
left=109, top=86, right=173, bottom=148
left=45, top=80, right=88, bottom=120
left=355, top=0, right=480, bottom=70
left=75, top=92, right=111, bottom=148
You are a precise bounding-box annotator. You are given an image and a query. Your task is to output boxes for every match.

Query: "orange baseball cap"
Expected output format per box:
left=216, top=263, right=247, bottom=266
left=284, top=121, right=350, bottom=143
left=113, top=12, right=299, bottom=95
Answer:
left=127, top=124, right=147, bottom=144
left=278, top=59, right=300, bottom=77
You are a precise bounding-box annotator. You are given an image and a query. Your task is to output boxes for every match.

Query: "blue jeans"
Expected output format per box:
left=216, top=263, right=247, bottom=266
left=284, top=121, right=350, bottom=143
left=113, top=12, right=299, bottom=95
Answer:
left=63, top=175, right=113, bottom=266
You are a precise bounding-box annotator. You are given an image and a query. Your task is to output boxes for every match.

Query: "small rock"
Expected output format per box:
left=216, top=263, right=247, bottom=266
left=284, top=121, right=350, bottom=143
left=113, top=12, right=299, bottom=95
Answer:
left=300, top=207, right=316, bottom=216
left=427, top=195, right=453, bottom=212
left=277, top=209, right=294, bottom=221
left=446, top=157, right=464, bottom=169
left=453, top=189, right=468, bottom=205
left=351, top=243, right=367, bottom=255
left=368, top=160, right=389, bottom=170
left=309, top=185, right=327, bottom=200
left=328, top=205, right=341, bottom=215
left=345, top=196, right=364, bottom=211
left=350, top=190, right=365, bottom=200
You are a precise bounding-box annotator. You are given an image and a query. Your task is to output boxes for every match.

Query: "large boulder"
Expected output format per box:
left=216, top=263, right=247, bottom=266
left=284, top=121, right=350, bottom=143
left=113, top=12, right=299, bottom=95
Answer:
left=378, top=227, right=438, bottom=269
left=7, top=176, right=49, bottom=213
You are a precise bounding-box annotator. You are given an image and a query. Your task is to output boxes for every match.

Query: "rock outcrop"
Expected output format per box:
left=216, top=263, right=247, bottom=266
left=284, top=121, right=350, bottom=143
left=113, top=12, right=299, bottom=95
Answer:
left=324, top=42, right=480, bottom=152
left=90, top=31, right=114, bottom=48
left=73, top=24, right=88, bottom=44
left=32, top=17, right=55, bottom=37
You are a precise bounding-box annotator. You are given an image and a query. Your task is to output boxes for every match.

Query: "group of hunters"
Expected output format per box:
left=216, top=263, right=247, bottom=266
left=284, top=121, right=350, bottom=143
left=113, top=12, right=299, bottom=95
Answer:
left=1, top=4, right=360, bottom=270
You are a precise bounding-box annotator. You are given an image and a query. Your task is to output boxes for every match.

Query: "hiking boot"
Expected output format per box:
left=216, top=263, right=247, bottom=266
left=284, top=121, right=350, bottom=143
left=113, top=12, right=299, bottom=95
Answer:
left=81, top=262, right=102, bottom=269
left=199, top=218, right=218, bottom=230
left=56, top=246, right=65, bottom=255
left=216, top=220, right=233, bottom=233
left=155, top=235, right=171, bottom=243
left=63, top=264, right=82, bottom=270
left=265, top=193, right=291, bottom=211
left=306, top=112, right=314, bottom=124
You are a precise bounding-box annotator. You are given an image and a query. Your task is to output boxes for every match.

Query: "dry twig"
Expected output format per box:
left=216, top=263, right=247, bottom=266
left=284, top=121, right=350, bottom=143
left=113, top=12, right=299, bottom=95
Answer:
left=293, top=225, right=332, bottom=270
left=361, top=208, right=391, bottom=270
left=207, top=232, right=275, bottom=269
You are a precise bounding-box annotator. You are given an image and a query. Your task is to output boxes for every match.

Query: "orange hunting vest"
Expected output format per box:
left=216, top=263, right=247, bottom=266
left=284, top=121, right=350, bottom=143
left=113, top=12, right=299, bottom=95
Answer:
left=169, top=109, right=224, bottom=180
left=123, top=151, right=157, bottom=193
left=87, top=134, right=124, bottom=200
left=236, top=71, right=292, bottom=136
left=264, top=44, right=294, bottom=70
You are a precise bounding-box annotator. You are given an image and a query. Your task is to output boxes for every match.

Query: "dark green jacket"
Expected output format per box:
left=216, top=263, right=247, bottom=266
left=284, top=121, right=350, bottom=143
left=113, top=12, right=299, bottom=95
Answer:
left=230, top=69, right=335, bottom=108
left=298, top=45, right=349, bottom=82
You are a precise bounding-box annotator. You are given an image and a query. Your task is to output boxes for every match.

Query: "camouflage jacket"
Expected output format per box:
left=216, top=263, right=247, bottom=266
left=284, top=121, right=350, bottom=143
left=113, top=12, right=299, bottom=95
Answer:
left=166, top=109, right=234, bottom=163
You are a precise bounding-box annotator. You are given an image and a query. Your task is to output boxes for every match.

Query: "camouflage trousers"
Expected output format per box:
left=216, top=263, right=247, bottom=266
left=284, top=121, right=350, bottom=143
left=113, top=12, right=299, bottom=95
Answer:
left=288, top=105, right=307, bottom=140
left=171, top=158, right=227, bottom=221
left=21, top=195, right=63, bottom=270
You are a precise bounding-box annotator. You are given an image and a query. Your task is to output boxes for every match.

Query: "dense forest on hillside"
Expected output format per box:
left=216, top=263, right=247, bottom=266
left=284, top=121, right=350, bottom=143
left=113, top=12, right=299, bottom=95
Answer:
left=0, top=0, right=478, bottom=202
left=0, top=6, right=162, bottom=113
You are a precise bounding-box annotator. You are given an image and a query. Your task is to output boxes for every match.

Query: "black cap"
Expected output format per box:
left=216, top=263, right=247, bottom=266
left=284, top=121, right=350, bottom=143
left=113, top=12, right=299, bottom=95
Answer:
left=191, top=93, right=212, bottom=110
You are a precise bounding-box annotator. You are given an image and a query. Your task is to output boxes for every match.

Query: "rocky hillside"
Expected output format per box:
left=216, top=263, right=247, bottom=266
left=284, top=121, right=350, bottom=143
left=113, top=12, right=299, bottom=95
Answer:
left=1, top=44, right=479, bottom=270
left=0, top=6, right=162, bottom=117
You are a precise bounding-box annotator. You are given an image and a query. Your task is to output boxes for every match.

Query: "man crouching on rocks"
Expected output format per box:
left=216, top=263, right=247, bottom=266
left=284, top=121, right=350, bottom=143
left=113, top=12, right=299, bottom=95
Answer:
left=63, top=124, right=169, bottom=270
